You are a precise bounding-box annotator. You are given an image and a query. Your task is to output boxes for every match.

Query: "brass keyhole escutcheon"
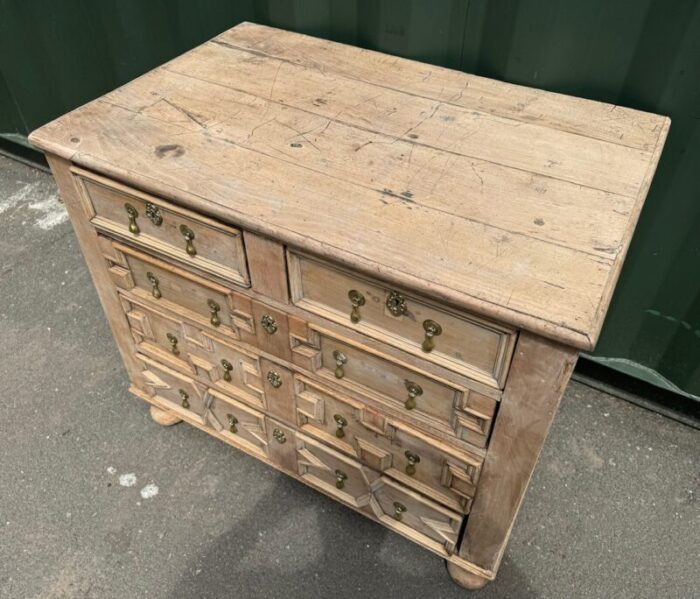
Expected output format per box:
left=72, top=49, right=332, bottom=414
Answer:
left=267, top=371, right=282, bottom=388
left=404, top=381, right=423, bottom=410
left=124, top=202, right=139, bottom=235
left=207, top=299, right=221, bottom=327
left=146, top=271, right=161, bottom=299
left=421, top=319, right=442, bottom=353
left=145, top=202, right=163, bottom=226
left=227, top=414, right=238, bottom=433
left=393, top=501, right=407, bottom=521
left=333, top=350, right=347, bottom=379
left=333, top=414, right=348, bottom=438
left=221, top=359, right=233, bottom=382
left=180, top=224, right=197, bottom=256
left=273, top=428, right=286, bottom=444
left=335, top=469, right=348, bottom=490
left=385, top=290, right=407, bottom=317
left=179, top=389, right=190, bottom=410
left=260, top=314, right=278, bottom=335
left=348, top=289, right=365, bottom=323
left=166, top=333, right=180, bottom=356
left=405, top=450, right=421, bottom=476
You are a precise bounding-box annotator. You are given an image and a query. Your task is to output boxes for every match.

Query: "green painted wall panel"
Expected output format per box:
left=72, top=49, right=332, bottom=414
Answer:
left=1, top=0, right=697, bottom=399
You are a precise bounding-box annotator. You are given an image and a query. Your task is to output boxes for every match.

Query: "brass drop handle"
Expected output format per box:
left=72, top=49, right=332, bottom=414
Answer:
left=273, top=428, right=286, bottom=444
left=333, top=350, right=347, bottom=379
left=260, top=314, right=278, bottom=335
left=348, top=289, right=365, bottom=323
left=221, top=359, right=233, bottom=382
left=422, top=319, right=442, bottom=353
left=404, top=381, right=423, bottom=410
left=405, top=450, right=421, bottom=476
left=335, top=469, right=348, bottom=489
left=386, top=290, right=407, bottom=317
left=393, top=501, right=407, bottom=521
left=180, top=224, right=197, bottom=256
left=267, top=370, right=282, bottom=388
left=166, top=333, right=180, bottom=356
left=227, top=414, right=238, bottom=433
left=145, top=202, right=163, bottom=226
left=124, top=202, right=139, bottom=235
left=333, top=414, right=348, bottom=438
left=179, top=389, right=190, bottom=410
left=208, top=299, right=221, bottom=327
left=146, top=271, right=161, bottom=299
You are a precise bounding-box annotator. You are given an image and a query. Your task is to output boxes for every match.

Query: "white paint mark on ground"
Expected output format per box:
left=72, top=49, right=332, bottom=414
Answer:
left=0, top=181, right=40, bottom=214
left=119, top=473, right=137, bottom=487
left=140, top=484, right=159, bottom=499
left=28, top=196, right=68, bottom=229
left=106, top=466, right=117, bottom=475
left=0, top=179, right=67, bottom=230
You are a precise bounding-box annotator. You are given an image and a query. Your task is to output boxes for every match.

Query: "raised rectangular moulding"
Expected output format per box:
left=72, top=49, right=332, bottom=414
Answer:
left=119, top=292, right=266, bottom=411
left=288, top=251, right=517, bottom=388
left=136, top=354, right=270, bottom=461
left=137, top=354, right=209, bottom=423
left=73, top=167, right=250, bottom=287
left=294, top=375, right=483, bottom=513
left=99, top=236, right=293, bottom=361
left=291, top=324, right=498, bottom=448
left=293, top=433, right=462, bottom=555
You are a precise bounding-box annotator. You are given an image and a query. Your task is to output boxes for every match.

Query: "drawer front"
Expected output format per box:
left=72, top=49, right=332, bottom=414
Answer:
left=204, top=389, right=270, bottom=460
left=105, top=237, right=236, bottom=331
left=371, top=477, right=461, bottom=553
left=291, top=325, right=496, bottom=447
left=132, top=370, right=462, bottom=556
left=74, top=168, right=250, bottom=286
left=294, top=376, right=481, bottom=513
left=120, top=293, right=266, bottom=411
left=296, top=433, right=380, bottom=507
left=293, top=434, right=461, bottom=554
left=137, top=356, right=270, bottom=460
left=101, top=236, right=293, bottom=361
left=288, top=251, right=516, bottom=387
left=138, top=355, right=208, bottom=422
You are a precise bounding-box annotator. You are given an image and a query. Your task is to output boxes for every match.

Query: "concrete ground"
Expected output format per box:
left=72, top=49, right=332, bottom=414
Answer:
left=0, top=153, right=697, bottom=599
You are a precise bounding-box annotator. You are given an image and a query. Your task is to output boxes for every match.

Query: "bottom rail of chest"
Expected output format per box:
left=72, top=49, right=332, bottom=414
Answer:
left=128, top=382, right=495, bottom=588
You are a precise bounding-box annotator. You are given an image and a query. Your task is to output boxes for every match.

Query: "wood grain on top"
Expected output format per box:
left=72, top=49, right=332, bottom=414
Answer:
left=29, top=22, right=670, bottom=350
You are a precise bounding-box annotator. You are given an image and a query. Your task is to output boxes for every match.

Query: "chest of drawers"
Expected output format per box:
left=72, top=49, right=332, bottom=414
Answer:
left=29, top=23, right=668, bottom=589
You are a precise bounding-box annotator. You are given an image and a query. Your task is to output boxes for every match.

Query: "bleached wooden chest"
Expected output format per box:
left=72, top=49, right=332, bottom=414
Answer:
left=30, top=23, right=668, bottom=589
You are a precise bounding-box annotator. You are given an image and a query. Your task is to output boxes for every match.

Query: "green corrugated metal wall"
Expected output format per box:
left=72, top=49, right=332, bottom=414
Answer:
left=1, top=0, right=698, bottom=400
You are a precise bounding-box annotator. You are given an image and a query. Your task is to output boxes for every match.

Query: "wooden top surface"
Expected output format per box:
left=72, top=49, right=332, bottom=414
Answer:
left=30, top=22, right=669, bottom=350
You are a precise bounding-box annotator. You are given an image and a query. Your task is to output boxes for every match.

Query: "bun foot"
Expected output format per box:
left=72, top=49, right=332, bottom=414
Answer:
left=149, top=405, right=182, bottom=426
left=446, top=561, right=491, bottom=590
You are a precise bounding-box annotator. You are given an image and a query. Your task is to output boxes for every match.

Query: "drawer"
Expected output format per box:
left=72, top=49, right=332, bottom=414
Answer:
left=294, top=376, right=482, bottom=513
left=137, top=355, right=208, bottom=422
left=372, top=476, right=462, bottom=554
left=288, top=251, right=516, bottom=387
left=204, top=388, right=270, bottom=461
left=291, top=325, right=497, bottom=448
left=120, top=293, right=266, bottom=411
left=136, top=354, right=270, bottom=460
left=293, top=433, right=461, bottom=554
left=101, top=236, right=293, bottom=361
left=296, top=432, right=380, bottom=507
left=74, top=167, right=249, bottom=286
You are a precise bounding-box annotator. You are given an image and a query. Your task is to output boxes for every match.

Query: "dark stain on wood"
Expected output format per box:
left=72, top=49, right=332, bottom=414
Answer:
left=155, top=144, right=185, bottom=158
